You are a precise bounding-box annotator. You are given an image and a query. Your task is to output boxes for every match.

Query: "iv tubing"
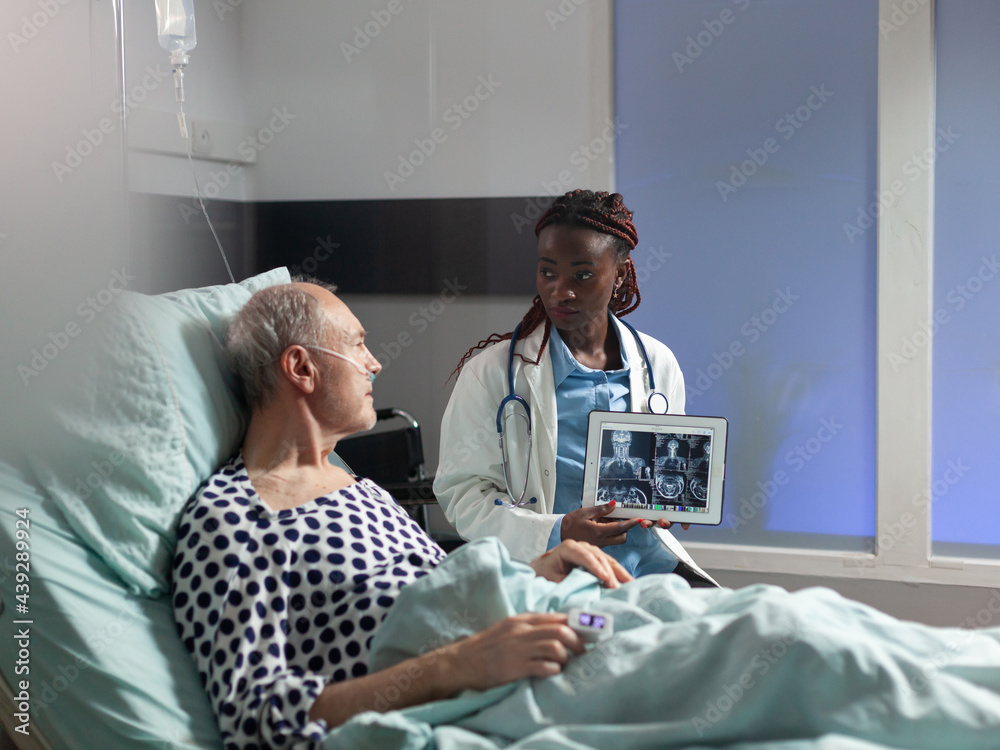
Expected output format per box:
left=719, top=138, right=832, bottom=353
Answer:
left=181, top=99, right=236, bottom=284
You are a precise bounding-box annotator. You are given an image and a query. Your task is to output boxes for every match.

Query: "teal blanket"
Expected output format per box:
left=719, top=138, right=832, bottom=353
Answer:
left=325, top=539, right=1000, bottom=750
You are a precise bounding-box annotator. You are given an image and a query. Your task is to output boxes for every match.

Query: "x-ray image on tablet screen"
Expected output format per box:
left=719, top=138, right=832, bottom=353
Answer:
left=583, top=412, right=728, bottom=526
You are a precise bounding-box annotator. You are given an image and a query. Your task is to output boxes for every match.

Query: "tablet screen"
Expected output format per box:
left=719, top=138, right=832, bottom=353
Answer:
left=595, top=422, right=714, bottom=512
left=583, top=412, right=727, bottom=525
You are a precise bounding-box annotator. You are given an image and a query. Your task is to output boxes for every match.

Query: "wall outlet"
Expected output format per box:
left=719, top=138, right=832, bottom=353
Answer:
left=128, top=110, right=252, bottom=164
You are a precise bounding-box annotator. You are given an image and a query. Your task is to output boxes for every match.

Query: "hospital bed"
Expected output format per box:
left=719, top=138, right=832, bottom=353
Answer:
left=0, top=267, right=451, bottom=749
left=0, top=269, right=297, bottom=749
left=4, top=269, right=1000, bottom=750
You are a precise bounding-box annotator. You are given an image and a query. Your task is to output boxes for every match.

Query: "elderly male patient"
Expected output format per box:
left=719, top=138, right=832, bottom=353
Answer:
left=172, top=281, right=629, bottom=749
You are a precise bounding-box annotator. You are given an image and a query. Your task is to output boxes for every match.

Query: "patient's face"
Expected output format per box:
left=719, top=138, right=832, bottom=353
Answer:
left=298, top=284, right=381, bottom=436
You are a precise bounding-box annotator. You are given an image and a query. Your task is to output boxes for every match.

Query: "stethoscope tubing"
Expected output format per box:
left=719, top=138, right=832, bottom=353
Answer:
left=495, top=317, right=667, bottom=507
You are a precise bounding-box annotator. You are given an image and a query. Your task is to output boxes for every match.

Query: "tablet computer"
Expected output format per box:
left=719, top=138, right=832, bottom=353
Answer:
left=582, top=411, right=728, bottom=526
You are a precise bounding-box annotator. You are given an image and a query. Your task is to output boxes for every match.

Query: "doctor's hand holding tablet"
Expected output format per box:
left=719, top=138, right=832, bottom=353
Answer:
left=434, top=190, right=722, bottom=585
left=558, top=498, right=689, bottom=547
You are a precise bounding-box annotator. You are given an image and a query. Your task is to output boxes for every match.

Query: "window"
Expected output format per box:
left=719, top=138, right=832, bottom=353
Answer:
left=614, top=0, right=1000, bottom=583
left=615, top=0, right=877, bottom=552
left=932, top=0, right=1000, bottom=557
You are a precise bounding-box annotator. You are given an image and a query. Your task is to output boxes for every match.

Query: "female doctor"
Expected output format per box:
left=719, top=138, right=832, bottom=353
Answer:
left=434, top=190, right=715, bottom=584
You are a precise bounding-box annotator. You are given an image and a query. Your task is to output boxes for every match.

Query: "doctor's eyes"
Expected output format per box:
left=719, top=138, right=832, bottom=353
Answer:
left=538, top=268, right=595, bottom=282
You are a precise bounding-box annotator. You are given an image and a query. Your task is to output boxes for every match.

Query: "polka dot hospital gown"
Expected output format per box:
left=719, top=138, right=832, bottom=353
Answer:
left=172, top=454, right=446, bottom=749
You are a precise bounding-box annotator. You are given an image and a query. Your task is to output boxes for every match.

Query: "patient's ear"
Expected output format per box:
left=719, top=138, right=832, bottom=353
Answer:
left=280, top=345, right=319, bottom=395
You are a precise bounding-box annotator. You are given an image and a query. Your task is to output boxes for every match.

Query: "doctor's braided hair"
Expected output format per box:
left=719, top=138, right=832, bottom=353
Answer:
left=449, top=189, right=641, bottom=380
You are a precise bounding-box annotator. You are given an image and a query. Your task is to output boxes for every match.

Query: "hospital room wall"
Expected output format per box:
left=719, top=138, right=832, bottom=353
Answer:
left=234, top=0, right=615, bottom=496
left=1, top=0, right=133, bottom=456
left=122, top=0, right=254, bottom=292
left=237, top=1, right=614, bottom=201
left=234, top=0, right=617, bottom=537
left=118, top=0, right=616, bottom=293
left=0, top=0, right=612, bottom=482
left=0, top=0, right=261, bottom=297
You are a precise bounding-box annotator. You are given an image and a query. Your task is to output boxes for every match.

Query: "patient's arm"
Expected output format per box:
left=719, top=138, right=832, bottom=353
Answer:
left=309, top=612, right=584, bottom=727
left=309, top=542, right=622, bottom=728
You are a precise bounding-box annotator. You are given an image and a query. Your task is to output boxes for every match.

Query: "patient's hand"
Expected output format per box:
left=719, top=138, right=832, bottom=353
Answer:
left=310, top=612, right=583, bottom=726
left=531, top=539, right=632, bottom=589
left=442, top=613, right=586, bottom=690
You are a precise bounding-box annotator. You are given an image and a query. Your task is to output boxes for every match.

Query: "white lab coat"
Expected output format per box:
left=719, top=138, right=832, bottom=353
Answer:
left=434, top=316, right=716, bottom=583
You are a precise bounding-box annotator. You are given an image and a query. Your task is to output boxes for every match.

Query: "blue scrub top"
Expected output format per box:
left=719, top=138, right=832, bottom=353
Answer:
left=545, top=320, right=679, bottom=576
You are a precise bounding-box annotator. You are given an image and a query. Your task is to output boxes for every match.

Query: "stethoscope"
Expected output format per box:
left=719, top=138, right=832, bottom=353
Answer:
left=494, top=317, right=669, bottom=509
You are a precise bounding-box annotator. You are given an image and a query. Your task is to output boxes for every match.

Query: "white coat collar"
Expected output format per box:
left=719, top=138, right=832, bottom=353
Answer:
left=511, top=315, right=650, bottom=405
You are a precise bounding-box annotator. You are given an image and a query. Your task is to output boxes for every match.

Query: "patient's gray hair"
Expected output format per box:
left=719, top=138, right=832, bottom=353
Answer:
left=226, top=278, right=338, bottom=409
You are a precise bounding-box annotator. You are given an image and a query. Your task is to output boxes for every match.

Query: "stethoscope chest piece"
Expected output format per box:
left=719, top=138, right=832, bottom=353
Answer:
left=647, top=391, right=669, bottom=414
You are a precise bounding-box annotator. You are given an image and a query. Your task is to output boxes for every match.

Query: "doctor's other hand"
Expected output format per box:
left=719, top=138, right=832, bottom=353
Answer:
left=531, top=539, right=633, bottom=589
left=559, top=501, right=640, bottom=547
left=440, top=613, right=585, bottom=690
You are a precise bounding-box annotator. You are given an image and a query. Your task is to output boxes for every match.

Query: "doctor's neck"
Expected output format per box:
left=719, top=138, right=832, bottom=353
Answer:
left=554, top=312, right=622, bottom=366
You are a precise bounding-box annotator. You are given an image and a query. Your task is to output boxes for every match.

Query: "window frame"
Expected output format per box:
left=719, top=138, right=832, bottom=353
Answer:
left=668, top=0, right=1000, bottom=587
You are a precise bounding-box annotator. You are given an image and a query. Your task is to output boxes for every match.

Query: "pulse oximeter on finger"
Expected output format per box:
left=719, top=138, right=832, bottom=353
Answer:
left=567, top=608, right=614, bottom=643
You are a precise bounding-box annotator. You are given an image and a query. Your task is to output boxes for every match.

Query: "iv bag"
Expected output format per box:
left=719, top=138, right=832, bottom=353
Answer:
left=155, top=0, right=197, bottom=55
